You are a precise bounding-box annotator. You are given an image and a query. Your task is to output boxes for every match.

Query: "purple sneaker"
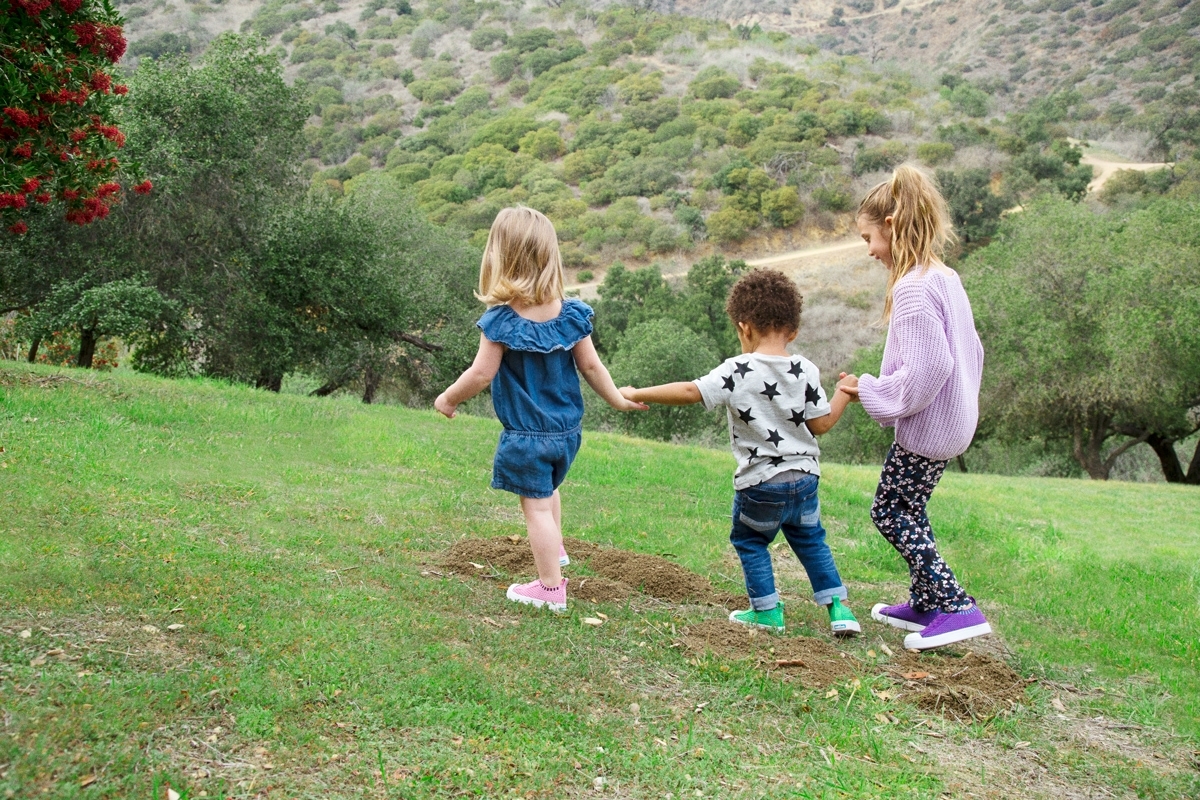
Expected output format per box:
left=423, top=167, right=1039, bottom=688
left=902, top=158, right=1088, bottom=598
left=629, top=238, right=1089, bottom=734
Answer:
left=871, top=601, right=939, bottom=632
left=903, top=605, right=991, bottom=651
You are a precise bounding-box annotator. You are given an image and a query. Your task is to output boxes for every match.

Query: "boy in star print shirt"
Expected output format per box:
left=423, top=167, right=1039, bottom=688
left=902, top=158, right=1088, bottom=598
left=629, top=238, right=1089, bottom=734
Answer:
left=621, top=269, right=860, bottom=635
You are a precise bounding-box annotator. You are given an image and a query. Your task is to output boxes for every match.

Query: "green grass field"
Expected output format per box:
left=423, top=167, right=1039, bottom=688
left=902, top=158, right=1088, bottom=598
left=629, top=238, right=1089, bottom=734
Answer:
left=1, top=364, right=1197, bottom=799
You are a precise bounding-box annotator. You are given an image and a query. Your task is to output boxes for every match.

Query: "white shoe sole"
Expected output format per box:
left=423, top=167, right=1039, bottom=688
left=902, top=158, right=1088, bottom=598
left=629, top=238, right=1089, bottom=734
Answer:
left=506, top=584, right=566, bottom=613
left=831, top=619, right=861, bottom=635
left=871, top=602, right=928, bottom=632
left=904, top=622, right=992, bottom=651
left=728, top=610, right=784, bottom=633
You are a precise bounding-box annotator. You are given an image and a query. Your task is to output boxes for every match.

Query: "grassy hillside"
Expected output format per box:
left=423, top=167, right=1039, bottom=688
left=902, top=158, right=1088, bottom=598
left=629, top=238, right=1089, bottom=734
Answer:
left=1, top=363, right=1198, bottom=798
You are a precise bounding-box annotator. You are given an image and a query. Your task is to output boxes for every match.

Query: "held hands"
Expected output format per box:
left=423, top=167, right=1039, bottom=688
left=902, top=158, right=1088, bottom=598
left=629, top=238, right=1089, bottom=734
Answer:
left=616, top=386, right=649, bottom=412
left=434, top=392, right=458, bottom=419
left=836, top=373, right=860, bottom=402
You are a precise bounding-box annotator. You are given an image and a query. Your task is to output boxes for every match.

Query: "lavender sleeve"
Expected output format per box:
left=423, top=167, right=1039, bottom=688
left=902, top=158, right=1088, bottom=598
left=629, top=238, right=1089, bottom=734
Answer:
left=859, top=305, right=954, bottom=427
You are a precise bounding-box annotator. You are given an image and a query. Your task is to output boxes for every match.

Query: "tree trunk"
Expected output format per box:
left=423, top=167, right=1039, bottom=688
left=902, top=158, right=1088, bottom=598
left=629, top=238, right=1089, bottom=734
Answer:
left=1072, top=420, right=1110, bottom=480
left=255, top=374, right=282, bottom=392
left=26, top=336, right=40, bottom=363
left=1147, top=433, right=1186, bottom=484
left=77, top=329, right=97, bottom=369
left=1186, top=438, right=1200, bottom=485
left=955, top=454, right=968, bottom=473
left=361, top=365, right=380, bottom=404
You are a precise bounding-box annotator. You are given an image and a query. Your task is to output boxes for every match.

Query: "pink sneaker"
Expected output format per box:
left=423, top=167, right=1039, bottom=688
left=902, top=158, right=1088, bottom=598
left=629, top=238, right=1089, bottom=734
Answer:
left=506, top=578, right=567, bottom=612
left=559, top=544, right=570, bottom=568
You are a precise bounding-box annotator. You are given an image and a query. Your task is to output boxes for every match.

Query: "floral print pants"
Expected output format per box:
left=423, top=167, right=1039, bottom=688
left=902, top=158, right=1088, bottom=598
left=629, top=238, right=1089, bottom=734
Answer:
left=870, top=443, right=971, bottom=613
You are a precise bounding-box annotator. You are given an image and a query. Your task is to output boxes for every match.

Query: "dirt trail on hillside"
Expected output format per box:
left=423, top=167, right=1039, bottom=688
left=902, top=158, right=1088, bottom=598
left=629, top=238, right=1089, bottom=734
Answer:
left=1080, top=153, right=1172, bottom=194
left=563, top=238, right=867, bottom=297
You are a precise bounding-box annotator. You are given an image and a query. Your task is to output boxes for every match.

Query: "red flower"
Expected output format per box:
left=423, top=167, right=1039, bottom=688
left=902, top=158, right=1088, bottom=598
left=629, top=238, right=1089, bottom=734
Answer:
left=3, top=107, right=37, bottom=129
left=72, top=22, right=97, bottom=47
left=63, top=188, right=80, bottom=200
left=15, top=0, right=52, bottom=16
left=133, top=179, right=153, bottom=195
left=113, top=84, right=128, bottom=95
left=90, top=72, right=112, bottom=93
left=100, top=25, right=126, bottom=63
left=8, top=221, right=29, bottom=235
left=96, top=181, right=120, bottom=197
left=0, top=193, right=28, bottom=209
left=14, top=143, right=33, bottom=158
left=95, top=124, right=125, bottom=147
left=56, top=0, right=82, bottom=12
left=22, top=177, right=40, bottom=193
left=70, top=129, right=88, bottom=142
left=34, top=192, right=51, bottom=204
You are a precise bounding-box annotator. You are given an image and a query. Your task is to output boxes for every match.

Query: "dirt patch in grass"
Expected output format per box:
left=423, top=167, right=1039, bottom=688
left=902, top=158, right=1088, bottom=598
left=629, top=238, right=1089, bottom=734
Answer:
left=884, top=650, right=1029, bottom=721
left=586, top=548, right=733, bottom=605
left=680, top=619, right=859, bottom=689
left=441, top=537, right=740, bottom=606
left=572, top=576, right=637, bottom=603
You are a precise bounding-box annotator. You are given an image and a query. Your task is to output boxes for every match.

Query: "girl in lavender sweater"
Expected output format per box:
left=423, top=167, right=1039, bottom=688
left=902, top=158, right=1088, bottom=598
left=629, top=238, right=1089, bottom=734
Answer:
left=840, top=165, right=992, bottom=651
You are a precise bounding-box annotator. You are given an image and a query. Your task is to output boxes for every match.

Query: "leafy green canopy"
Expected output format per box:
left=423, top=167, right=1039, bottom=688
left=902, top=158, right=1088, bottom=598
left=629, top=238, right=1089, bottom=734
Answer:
left=2, top=34, right=479, bottom=401
left=965, top=195, right=1200, bottom=480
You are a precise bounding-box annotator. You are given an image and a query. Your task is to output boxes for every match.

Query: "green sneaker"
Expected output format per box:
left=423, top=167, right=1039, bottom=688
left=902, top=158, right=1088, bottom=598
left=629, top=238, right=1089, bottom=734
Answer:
left=729, top=601, right=785, bottom=632
left=828, top=597, right=861, bottom=636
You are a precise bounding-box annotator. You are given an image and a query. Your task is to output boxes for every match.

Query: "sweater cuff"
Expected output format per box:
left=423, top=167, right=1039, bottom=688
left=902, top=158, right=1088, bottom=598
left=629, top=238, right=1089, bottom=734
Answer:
left=858, top=374, right=899, bottom=427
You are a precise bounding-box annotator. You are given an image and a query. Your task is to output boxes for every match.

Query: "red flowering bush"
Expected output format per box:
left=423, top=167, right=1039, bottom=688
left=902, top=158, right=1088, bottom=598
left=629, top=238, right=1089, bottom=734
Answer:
left=1, top=0, right=145, bottom=233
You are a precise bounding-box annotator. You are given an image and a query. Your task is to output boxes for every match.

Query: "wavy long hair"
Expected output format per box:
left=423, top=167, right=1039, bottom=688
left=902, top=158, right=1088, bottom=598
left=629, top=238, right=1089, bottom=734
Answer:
left=476, top=206, right=565, bottom=307
left=858, top=165, right=956, bottom=322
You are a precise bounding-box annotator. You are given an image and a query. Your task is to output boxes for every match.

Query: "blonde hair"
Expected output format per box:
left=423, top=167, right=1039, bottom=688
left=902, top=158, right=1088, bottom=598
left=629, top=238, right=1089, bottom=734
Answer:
left=477, top=206, right=565, bottom=306
left=858, top=164, right=956, bottom=321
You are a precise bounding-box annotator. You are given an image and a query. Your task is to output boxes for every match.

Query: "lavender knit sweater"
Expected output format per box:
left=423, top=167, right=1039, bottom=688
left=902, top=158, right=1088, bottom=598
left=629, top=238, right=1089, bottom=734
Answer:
left=858, top=267, right=984, bottom=461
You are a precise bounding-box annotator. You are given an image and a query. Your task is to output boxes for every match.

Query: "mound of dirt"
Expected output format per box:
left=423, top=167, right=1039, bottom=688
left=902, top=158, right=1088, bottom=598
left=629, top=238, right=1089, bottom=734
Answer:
left=588, top=549, right=721, bottom=604
left=440, top=537, right=739, bottom=606
left=681, top=619, right=859, bottom=689
left=885, top=651, right=1029, bottom=720
left=573, top=576, right=637, bottom=603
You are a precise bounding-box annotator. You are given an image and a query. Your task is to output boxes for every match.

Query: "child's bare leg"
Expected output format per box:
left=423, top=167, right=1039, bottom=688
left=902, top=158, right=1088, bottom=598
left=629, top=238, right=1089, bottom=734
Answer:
left=521, top=495, right=563, bottom=585
left=551, top=489, right=561, bottom=532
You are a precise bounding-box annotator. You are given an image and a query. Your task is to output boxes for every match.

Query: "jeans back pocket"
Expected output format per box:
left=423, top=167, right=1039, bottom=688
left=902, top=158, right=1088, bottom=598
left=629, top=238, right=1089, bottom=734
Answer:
left=738, top=497, right=786, bottom=533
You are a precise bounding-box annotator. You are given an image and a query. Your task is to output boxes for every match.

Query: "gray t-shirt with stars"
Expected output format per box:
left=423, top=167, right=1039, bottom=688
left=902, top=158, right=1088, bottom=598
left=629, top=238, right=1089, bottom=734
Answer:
left=693, top=353, right=832, bottom=490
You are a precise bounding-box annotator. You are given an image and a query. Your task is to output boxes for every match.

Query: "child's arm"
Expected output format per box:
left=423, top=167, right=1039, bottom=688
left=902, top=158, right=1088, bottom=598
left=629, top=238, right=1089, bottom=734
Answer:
left=805, top=384, right=854, bottom=435
left=573, top=335, right=648, bottom=412
left=619, top=382, right=702, bottom=406
left=434, top=334, right=504, bottom=418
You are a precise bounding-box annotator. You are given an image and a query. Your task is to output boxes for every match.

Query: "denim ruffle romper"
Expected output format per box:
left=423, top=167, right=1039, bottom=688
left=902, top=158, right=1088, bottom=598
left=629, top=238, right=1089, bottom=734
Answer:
left=477, top=298, right=594, bottom=499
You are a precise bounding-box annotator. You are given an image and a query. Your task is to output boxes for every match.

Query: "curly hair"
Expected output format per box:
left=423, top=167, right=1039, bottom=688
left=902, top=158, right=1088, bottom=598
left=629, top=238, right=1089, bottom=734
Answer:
left=725, top=268, right=802, bottom=333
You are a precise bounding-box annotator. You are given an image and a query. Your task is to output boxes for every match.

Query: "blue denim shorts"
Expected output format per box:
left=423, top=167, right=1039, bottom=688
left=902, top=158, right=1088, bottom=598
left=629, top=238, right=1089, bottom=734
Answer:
left=491, top=426, right=582, bottom=499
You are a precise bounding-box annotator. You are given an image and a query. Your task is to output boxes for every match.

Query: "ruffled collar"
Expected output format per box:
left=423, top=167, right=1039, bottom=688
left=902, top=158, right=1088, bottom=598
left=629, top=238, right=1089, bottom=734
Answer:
left=477, top=298, right=594, bottom=354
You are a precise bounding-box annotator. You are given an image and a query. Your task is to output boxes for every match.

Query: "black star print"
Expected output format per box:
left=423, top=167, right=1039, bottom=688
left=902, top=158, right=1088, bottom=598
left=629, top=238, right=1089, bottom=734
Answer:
left=788, top=409, right=806, bottom=427
left=736, top=407, right=755, bottom=424
left=733, top=361, right=753, bottom=378
left=745, top=446, right=759, bottom=459
left=805, top=384, right=821, bottom=405
left=760, top=381, right=780, bottom=401
left=765, top=429, right=783, bottom=446
left=788, top=360, right=804, bottom=379
left=721, top=374, right=736, bottom=391
left=768, top=456, right=787, bottom=467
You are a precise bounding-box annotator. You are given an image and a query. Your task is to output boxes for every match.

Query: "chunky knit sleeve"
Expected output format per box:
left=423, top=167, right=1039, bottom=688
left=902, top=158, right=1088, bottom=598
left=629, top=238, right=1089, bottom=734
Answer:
left=858, top=282, right=954, bottom=426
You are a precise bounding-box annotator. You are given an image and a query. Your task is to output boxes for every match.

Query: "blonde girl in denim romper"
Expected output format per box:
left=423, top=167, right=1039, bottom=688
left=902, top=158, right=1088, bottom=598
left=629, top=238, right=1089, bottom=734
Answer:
left=435, top=208, right=646, bottom=611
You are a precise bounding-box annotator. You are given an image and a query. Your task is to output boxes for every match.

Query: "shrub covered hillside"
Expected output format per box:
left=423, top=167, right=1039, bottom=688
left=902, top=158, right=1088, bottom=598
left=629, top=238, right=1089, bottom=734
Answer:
left=286, top=4, right=931, bottom=263
left=112, top=0, right=1200, bottom=269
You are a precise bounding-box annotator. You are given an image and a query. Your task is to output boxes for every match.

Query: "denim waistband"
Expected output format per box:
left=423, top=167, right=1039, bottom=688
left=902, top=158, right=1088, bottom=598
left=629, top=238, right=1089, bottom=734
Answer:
left=500, top=424, right=583, bottom=440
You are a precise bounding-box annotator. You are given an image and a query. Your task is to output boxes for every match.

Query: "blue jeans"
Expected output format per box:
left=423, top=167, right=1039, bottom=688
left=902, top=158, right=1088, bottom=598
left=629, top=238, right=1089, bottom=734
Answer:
left=730, top=474, right=846, bottom=611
